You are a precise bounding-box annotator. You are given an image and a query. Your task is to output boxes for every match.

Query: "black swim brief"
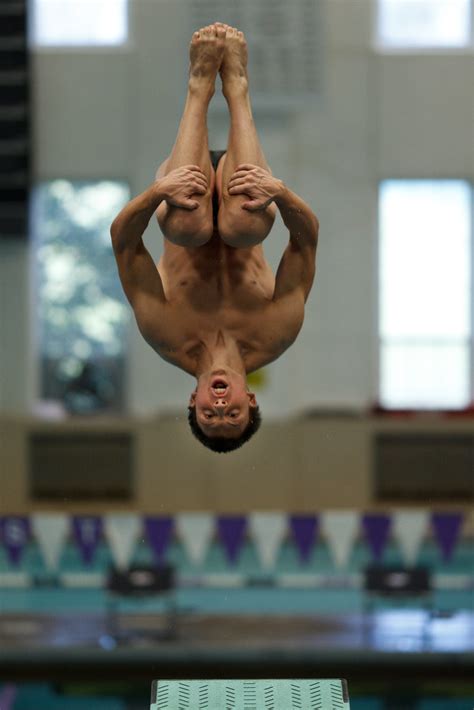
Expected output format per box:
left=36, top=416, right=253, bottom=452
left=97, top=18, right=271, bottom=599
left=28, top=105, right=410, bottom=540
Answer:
left=209, top=149, right=226, bottom=226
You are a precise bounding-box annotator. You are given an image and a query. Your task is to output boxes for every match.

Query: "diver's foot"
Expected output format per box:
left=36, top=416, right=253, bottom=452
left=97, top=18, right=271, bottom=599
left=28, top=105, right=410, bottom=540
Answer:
left=188, top=23, right=226, bottom=100
left=218, top=24, right=249, bottom=100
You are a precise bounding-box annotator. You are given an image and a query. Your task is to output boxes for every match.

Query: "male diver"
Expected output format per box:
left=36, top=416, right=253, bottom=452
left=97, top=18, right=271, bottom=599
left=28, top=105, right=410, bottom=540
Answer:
left=111, top=23, right=319, bottom=452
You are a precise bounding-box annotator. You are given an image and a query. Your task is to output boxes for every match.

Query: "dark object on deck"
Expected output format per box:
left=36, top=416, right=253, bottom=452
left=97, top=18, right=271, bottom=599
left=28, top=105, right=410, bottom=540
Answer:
left=364, top=564, right=432, bottom=598
left=102, top=564, right=178, bottom=647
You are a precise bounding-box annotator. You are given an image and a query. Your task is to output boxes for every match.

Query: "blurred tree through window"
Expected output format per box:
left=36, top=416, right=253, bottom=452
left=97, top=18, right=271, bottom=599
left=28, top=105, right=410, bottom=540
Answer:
left=32, top=180, right=130, bottom=414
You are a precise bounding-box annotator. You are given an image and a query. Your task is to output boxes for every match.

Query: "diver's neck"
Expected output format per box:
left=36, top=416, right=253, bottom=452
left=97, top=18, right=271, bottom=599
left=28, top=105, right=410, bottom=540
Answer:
left=194, top=331, right=246, bottom=379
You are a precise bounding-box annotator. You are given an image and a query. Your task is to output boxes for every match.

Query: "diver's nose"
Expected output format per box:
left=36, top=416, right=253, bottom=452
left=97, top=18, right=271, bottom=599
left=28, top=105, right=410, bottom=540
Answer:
left=214, top=398, right=227, bottom=412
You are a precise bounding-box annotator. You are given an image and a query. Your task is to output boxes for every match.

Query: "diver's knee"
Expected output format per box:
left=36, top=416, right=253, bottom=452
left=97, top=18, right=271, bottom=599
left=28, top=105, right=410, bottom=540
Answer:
left=158, top=201, right=214, bottom=247
left=164, top=219, right=213, bottom=247
left=218, top=203, right=275, bottom=247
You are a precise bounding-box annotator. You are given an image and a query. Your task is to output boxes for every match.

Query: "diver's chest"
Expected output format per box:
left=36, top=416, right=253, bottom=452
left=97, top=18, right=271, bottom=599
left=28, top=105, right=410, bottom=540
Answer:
left=171, top=296, right=271, bottom=343
left=170, top=271, right=274, bottom=310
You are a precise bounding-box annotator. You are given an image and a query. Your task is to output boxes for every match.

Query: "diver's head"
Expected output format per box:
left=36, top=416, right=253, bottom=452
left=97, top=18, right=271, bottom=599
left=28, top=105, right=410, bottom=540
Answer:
left=188, top=369, right=261, bottom=452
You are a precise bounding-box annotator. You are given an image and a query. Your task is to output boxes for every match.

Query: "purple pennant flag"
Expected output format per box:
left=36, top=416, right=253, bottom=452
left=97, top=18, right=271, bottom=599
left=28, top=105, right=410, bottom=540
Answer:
left=0, top=684, right=17, bottom=710
left=71, top=516, right=103, bottom=567
left=217, top=516, right=247, bottom=565
left=431, top=512, right=463, bottom=563
left=362, top=513, right=391, bottom=562
left=289, top=515, right=319, bottom=564
left=144, top=517, right=174, bottom=564
left=0, top=516, right=30, bottom=567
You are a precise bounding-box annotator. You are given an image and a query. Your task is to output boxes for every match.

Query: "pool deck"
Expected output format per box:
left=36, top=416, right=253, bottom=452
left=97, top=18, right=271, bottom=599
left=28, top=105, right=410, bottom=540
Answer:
left=0, top=610, right=472, bottom=683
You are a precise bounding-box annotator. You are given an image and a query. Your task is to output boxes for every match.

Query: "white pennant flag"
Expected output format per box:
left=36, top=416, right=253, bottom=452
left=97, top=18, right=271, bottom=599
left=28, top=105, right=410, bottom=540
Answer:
left=393, top=509, right=429, bottom=566
left=104, top=514, right=141, bottom=571
left=321, top=510, right=359, bottom=570
left=248, top=512, right=288, bottom=572
left=32, top=513, right=69, bottom=572
left=176, top=512, right=214, bottom=566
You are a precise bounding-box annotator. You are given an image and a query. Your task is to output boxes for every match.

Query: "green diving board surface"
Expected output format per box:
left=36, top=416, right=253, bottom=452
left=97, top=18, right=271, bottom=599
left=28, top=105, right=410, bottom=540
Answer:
left=151, top=679, right=350, bottom=709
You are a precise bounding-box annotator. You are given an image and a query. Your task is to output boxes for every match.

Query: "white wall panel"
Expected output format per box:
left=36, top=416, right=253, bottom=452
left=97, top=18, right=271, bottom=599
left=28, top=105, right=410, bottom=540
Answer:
left=376, top=55, right=474, bottom=177
left=32, top=51, right=134, bottom=179
left=324, top=0, right=374, bottom=52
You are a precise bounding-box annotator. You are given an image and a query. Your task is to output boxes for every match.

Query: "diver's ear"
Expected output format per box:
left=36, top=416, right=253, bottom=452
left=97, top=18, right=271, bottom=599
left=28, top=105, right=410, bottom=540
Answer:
left=247, top=392, right=257, bottom=408
left=189, top=390, right=197, bottom=407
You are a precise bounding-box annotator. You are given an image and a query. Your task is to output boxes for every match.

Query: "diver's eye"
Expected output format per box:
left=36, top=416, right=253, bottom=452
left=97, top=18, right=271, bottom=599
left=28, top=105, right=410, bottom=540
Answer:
left=230, top=412, right=238, bottom=418
left=204, top=412, right=213, bottom=419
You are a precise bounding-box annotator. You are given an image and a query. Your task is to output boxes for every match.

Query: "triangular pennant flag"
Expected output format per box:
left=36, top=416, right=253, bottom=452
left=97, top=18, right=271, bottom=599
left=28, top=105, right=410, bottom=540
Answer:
left=32, top=513, right=69, bottom=572
left=104, top=514, right=140, bottom=571
left=392, top=509, right=428, bottom=566
left=217, top=515, right=247, bottom=565
left=431, top=511, right=464, bottom=563
left=321, top=510, right=359, bottom=570
left=144, top=516, right=174, bottom=564
left=0, top=516, right=30, bottom=567
left=71, top=516, right=103, bottom=566
left=289, top=514, right=319, bottom=565
left=248, top=512, right=287, bottom=572
left=176, top=512, right=214, bottom=566
left=362, top=513, right=391, bottom=562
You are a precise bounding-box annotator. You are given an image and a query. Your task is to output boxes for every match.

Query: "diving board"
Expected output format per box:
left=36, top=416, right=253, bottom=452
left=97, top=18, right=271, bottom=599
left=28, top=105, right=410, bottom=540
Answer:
left=151, top=679, right=350, bottom=709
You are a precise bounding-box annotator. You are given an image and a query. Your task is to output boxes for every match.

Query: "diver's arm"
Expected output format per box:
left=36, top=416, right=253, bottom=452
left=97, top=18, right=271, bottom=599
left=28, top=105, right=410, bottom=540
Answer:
left=274, top=186, right=319, bottom=250
left=225, top=164, right=319, bottom=300
left=110, top=165, right=208, bottom=252
left=226, top=164, right=319, bottom=246
left=110, top=183, right=164, bottom=253
left=110, top=183, right=167, bottom=309
left=272, top=187, right=319, bottom=303
left=110, top=166, right=208, bottom=309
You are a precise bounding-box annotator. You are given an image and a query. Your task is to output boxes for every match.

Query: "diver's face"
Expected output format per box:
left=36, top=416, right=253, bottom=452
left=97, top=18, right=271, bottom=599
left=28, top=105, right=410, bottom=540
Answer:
left=189, top=370, right=257, bottom=438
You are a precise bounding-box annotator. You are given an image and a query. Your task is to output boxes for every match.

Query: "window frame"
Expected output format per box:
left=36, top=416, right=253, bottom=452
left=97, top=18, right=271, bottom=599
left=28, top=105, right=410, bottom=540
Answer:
left=375, top=178, right=474, bottom=411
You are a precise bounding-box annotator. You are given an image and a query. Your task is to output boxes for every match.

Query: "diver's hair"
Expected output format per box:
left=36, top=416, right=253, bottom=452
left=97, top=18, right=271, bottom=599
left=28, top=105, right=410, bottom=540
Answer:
left=187, top=405, right=262, bottom=453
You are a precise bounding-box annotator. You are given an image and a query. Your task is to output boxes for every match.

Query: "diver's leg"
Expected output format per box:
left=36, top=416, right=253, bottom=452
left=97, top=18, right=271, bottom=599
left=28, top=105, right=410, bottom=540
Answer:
left=155, top=23, right=225, bottom=247
left=215, top=24, right=276, bottom=248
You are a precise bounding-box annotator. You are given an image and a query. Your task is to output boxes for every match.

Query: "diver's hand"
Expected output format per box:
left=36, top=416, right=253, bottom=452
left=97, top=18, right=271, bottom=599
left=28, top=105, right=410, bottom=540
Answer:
left=227, top=164, right=284, bottom=211
left=156, top=165, right=208, bottom=210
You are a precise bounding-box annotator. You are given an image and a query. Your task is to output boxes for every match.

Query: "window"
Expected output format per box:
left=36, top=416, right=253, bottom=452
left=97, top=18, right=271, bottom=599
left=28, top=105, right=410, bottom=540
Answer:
left=32, top=180, right=130, bottom=414
left=377, top=0, right=472, bottom=48
left=378, top=180, right=472, bottom=409
left=30, top=0, right=128, bottom=47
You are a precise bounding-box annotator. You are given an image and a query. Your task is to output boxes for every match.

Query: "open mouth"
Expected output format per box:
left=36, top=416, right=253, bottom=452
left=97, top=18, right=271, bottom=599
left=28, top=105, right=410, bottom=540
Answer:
left=211, top=378, right=228, bottom=395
